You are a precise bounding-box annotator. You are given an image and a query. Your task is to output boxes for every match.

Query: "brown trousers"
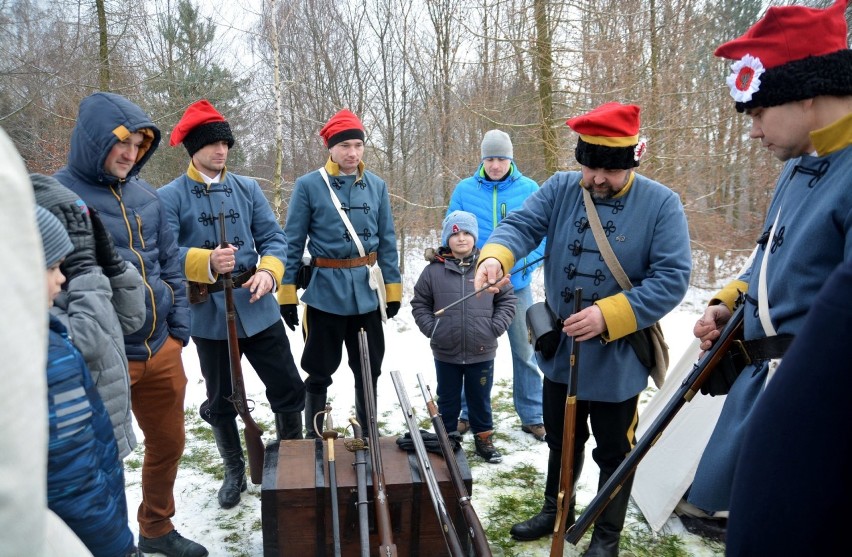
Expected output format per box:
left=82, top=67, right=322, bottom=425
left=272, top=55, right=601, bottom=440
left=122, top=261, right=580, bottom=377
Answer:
left=129, top=336, right=188, bottom=538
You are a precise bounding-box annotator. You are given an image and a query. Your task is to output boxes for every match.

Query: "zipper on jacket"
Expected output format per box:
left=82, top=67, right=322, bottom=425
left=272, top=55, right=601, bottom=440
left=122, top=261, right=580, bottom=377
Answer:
left=111, top=184, right=156, bottom=359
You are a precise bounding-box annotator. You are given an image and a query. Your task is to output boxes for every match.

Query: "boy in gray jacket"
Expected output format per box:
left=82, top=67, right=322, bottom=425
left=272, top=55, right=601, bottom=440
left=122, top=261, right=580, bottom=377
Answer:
left=411, top=211, right=516, bottom=463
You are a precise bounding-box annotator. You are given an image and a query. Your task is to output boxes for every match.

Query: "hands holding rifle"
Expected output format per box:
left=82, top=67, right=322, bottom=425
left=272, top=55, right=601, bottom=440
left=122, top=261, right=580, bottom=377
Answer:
left=210, top=243, right=274, bottom=302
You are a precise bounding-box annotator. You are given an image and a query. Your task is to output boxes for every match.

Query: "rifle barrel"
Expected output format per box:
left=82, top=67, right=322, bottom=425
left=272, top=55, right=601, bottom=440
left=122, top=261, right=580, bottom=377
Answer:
left=550, top=288, right=582, bottom=557
left=219, top=208, right=264, bottom=484
left=565, top=304, right=745, bottom=545
left=357, top=330, right=397, bottom=556
left=391, top=371, right=465, bottom=557
left=417, top=373, right=492, bottom=557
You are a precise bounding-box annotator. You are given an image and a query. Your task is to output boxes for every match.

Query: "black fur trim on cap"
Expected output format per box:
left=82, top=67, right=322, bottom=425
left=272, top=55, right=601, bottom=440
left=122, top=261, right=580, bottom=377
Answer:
left=575, top=138, right=639, bottom=169
left=327, top=128, right=366, bottom=149
left=735, top=50, right=852, bottom=112
left=183, top=121, right=235, bottom=156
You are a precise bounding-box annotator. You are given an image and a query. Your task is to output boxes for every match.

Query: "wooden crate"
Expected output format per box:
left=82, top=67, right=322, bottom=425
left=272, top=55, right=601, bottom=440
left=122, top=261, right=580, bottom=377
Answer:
left=261, top=437, right=474, bottom=556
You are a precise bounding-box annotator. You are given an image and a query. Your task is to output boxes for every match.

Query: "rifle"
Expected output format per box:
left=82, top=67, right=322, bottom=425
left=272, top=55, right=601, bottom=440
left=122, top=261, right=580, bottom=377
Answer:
left=357, top=329, right=397, bottom=556
left=550, top=287, right=583, bottom=557
left=434, top=254, right=547, bottom=316
left=348, top=417, right=371, bottom=557
left=417, top=373, right=492, bottom=557
left=219, top=207, right=264, bottom=485
left=319, top=404, right=341, bottom=557
left=565, top=303, right=745, bottom=545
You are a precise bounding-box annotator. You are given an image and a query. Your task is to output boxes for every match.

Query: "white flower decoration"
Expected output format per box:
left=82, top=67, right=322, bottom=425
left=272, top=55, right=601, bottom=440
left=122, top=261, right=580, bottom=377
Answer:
left=634, top=137, right=648, bottom=162
left=726, top=54, right=765, bottom=103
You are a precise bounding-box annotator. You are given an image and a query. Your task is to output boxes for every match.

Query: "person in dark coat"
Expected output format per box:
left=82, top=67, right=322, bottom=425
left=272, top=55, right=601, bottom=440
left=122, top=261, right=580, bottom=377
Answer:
left=411, top=210, right=516, bottom=464
left=38, top=205, right=138, bottom=557
left=55, top=92, right=206, bottom=557
left=726, top=258, right=852, bottom=556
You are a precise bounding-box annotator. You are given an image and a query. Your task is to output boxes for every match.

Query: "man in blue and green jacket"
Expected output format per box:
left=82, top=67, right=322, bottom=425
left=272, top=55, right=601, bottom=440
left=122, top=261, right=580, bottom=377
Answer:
left=448, top=130, right=547, bottom=441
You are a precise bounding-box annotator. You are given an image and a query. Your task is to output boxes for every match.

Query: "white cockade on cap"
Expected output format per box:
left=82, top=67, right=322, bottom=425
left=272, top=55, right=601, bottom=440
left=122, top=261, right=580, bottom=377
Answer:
left=726, top=54, right=765, bottom=102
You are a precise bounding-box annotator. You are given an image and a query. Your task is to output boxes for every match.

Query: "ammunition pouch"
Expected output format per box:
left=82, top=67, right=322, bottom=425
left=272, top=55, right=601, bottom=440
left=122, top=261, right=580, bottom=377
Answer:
left=526, top=301, right=562, bottom=360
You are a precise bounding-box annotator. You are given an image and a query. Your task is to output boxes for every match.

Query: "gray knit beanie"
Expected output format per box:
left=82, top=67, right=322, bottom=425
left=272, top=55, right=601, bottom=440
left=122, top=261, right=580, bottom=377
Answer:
left=442, top=210, right=479, bottom=246
left=481, top=129, right=513, bottom=160
left=36, top=205, right=73, bottom=268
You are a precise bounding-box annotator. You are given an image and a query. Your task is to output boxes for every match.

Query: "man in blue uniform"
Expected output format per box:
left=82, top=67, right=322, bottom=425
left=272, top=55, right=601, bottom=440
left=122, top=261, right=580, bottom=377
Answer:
left=688, top=0, right=852, bottom=526
left=159, top=100, right=305, bottom=510
left=279, top=109, right=402, bottom=438
left=476, top=103, right=691, bottom=556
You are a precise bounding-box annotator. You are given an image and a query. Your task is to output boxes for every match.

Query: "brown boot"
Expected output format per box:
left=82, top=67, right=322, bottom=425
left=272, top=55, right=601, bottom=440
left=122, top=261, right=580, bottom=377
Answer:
left=474, top=431, right=503, bottom=463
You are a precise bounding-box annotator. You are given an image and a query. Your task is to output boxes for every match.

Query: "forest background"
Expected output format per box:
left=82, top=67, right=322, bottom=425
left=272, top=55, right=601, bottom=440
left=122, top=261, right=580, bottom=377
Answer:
left=2, top=0, right=850, bottom=284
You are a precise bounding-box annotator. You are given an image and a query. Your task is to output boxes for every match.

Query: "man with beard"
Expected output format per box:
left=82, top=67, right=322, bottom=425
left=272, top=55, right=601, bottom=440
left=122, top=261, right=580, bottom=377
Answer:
left=475, top=102, right=691, bottom=557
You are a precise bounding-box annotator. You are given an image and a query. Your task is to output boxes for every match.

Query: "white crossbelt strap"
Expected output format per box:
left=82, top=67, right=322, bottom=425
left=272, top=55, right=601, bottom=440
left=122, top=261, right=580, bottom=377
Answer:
left=757, top=209, right=780, bottom=338
left=319, top=168, right=387, bottom=322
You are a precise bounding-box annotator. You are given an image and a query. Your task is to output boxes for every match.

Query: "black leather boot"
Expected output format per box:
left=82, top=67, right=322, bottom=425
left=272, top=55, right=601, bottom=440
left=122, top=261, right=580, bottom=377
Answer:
left=582, top=468, right=633, bottom=557
left=511, top=447, right=585, bottom=541
left=211, top=420, right=246, bottom=509
left=304, top=391, right=326, bottom=439
left=275, top=412, right=303, bottom=440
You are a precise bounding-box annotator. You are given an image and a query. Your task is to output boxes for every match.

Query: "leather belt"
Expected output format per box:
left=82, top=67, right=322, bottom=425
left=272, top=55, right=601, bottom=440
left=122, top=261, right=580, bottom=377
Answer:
left=732, top=334, right=794, bottom=365
left=207, top=266, right=257, bottom=293
left=312, top=252, right=377, bottom=269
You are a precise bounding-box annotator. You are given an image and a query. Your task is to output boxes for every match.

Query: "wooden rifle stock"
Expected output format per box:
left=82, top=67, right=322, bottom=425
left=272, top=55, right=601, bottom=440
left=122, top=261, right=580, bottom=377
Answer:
left=219, top=208, right=264, bottom=485
left=550, top=288, right=582, bottom=557
left=565, top=304, right=745, bottom=545
left=357, top=329, right=397, bottom=556
left=348, top=417, right=371, bottom=557
left=417, top=373, right=492, bottom=557
left=391, top=371, right=465, bottom=557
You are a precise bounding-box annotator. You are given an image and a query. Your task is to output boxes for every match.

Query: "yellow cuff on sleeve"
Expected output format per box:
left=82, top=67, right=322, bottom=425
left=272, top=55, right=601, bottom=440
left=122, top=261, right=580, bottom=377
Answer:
left=596, top=293, right=637, bottom=341
left=385, top=282, right=402, bottom=303
left=478, top=243, right=516, bottom=276
left=258, top=255, right=284, bottom=285
left=712, top=280, right=749, bottom=311
left=186, top=248, right=216, bottom=283
left=278, top=284, right=298, bottom=305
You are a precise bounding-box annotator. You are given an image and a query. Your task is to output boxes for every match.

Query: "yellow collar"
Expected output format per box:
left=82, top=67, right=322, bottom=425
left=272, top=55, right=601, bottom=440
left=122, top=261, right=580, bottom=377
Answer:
left=324, top=157, right=365, bottom=178
left=811, top=112, right=852, bottom=157
left=187, top=161, right=228, bottom=184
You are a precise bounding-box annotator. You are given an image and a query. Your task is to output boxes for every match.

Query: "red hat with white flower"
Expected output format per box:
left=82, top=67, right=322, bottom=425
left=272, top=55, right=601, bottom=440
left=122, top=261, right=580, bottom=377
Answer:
left=566, top=102, right=647, bottom=169
left=714, top=0, right=852, bottom=112
left=319, top=109, right=366, bottom=148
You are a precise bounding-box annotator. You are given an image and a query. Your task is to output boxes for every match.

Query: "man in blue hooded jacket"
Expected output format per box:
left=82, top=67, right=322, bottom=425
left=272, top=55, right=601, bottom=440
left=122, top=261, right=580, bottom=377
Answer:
left=55, top=92, right=206, bottom=557
left=448, top=129, right=547, bottom=440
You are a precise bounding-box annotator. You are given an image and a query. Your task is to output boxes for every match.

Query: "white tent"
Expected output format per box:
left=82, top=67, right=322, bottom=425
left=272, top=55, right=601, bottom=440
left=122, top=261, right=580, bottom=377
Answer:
left=631, top=338, right=727, bottom=532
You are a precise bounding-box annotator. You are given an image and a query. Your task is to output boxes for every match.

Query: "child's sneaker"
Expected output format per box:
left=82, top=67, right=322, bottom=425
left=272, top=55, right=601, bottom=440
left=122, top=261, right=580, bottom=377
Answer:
left=474, top=431, right=502, bottom=463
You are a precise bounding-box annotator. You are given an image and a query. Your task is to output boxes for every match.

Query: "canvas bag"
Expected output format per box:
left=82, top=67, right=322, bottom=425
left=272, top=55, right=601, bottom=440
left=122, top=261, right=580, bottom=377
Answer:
left=582, top=187, right=670, bottom=388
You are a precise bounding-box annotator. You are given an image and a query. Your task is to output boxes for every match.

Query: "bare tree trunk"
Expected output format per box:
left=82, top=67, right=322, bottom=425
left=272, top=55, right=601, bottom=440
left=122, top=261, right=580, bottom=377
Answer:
left=268, top=0, right=285, bottom=221
left=533, top=0, right=557, bottom=174
left=95, top=0, right=110, bottom=90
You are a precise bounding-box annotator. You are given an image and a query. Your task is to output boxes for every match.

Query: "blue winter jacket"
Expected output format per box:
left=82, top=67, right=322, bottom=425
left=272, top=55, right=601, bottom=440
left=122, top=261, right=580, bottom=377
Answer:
left=448, top=163, right=546, bottom=291
left=55, top=92, right=190, bottom=360
left=46, top=315, right=134, bottom=557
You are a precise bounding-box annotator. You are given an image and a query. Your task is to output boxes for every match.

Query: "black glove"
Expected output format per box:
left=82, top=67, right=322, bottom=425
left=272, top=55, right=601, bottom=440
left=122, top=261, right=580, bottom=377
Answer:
left=280, top=304, right=299, bottom=331
left=386, top=301, right=400, bottom=319
left=90, top=209, right=127, bottom=278
left=54, top=201, right=97, bottom=280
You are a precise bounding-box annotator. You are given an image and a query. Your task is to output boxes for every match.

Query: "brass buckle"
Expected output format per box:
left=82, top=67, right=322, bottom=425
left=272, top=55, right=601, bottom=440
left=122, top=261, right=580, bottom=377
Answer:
left=732, top=339, right=752, bottom=365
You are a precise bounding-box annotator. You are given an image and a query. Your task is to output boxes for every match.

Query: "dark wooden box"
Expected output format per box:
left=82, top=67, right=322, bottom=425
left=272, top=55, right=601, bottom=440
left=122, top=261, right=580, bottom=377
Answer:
left=261, top=437, right=474, bottom=556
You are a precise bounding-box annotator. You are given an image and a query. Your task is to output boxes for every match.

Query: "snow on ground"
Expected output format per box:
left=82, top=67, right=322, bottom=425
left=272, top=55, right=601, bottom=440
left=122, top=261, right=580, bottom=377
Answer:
left=125, top=242, right=728, bottom=556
